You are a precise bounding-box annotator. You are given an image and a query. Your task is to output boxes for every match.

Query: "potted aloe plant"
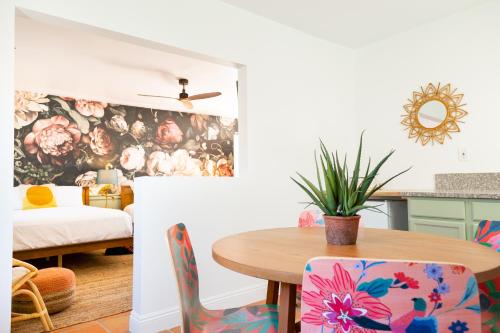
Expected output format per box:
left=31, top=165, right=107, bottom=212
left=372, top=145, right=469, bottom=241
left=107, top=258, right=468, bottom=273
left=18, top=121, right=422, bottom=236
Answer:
left=292, top=132, right=409, bottom=245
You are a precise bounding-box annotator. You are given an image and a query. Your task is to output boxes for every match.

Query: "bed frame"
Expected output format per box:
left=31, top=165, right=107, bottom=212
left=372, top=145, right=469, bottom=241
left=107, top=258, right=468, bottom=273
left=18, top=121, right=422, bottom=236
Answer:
left=13, top=185, right=134, bottom=265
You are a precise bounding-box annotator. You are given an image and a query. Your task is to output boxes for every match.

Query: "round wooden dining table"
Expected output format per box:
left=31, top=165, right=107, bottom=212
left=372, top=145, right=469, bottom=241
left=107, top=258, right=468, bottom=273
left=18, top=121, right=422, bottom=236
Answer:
left=212, top=227, right=500, bottom=333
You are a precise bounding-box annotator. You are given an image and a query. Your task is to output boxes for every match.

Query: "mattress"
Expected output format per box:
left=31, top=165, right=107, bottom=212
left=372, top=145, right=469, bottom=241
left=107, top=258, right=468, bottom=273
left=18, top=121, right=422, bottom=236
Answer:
left=13, top=206, right=133, bottom=251
left=124, top=204, right=134, bottom=220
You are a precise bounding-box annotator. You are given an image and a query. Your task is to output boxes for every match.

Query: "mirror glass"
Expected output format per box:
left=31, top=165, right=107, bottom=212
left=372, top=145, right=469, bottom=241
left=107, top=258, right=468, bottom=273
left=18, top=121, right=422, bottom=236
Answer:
left=418, top=100, right=447, bottom=128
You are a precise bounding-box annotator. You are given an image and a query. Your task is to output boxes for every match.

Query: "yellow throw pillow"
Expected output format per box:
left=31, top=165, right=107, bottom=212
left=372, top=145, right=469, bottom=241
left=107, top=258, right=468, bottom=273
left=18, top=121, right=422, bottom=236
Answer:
left=22, top=185, right=57, bottom=210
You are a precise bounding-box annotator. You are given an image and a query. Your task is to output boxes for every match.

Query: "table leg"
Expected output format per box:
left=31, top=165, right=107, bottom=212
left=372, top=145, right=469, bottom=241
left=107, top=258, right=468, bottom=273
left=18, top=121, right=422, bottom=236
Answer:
left=278, top=282, right=296, bottom=333
left=266, top=280, right=279, bottom=304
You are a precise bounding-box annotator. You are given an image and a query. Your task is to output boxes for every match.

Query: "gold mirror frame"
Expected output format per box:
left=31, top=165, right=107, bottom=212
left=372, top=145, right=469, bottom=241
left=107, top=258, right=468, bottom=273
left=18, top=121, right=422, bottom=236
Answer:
left=401, top=83, right=467, bottom=145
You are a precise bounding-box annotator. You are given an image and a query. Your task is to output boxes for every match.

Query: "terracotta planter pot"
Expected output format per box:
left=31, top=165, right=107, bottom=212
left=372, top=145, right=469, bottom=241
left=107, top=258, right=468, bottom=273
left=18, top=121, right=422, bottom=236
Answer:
left=324, top=215, right=360, bottom=245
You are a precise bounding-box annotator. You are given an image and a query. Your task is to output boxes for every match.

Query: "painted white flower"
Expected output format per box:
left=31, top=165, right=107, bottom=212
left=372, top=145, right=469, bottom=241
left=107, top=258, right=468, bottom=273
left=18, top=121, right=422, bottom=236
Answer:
left=14, top=91, right=49, bottom=129
left=207, top=124, right=220, bottom=140
left=75, top=171, right=97, bottom=187
left=130, top=120, right=146, bottom=139
left=107, top=115, right=129, bottom=135
left=146, top=149, right=201, bottom=176
left=120, top=145, right=145, bottom=171
left=171, top=150, right=202, bottom=176
left=220, top=117, right=236, bottom=128
left=146, top=151, right=174, bottom=176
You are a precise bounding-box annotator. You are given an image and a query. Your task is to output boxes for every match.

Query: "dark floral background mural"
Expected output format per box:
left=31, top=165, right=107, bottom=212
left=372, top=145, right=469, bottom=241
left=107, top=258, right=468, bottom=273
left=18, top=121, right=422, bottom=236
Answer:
left=14, top=91, right=237, bottom=186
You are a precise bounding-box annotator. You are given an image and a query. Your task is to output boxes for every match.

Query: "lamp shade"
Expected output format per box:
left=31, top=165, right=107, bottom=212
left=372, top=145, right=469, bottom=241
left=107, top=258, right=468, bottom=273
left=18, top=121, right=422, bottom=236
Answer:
left=96, top=169, right=118, bottom=185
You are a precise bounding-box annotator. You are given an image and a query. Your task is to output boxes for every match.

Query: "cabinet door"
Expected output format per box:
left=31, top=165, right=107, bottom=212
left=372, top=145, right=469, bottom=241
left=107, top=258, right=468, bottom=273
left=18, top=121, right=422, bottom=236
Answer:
left=409, top=218, right=467, bottom=240
left=408, top=199, right=465, bottom=219
left=88, top=195, right=122, bottom=209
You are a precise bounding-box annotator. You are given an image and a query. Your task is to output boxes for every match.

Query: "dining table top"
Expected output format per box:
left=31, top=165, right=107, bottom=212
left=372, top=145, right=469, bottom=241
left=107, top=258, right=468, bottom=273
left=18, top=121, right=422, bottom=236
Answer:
left=212, top=227, right=500, bottom=284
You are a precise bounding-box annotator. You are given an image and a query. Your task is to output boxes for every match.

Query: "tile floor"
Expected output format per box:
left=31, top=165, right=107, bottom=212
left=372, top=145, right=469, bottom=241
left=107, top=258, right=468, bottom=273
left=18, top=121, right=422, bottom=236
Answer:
left=47, top=299, right=295, bottom=332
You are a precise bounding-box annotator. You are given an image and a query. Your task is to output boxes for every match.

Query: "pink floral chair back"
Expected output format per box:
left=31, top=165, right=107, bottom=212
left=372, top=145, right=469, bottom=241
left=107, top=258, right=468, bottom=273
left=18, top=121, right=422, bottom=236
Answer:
left=301, top=257, right=481, bottom=333
left=167, top=223, right=278, bottom=333
left=473, top=220, right=500, bottom=333
left=298, top=210, right=325, bottom=228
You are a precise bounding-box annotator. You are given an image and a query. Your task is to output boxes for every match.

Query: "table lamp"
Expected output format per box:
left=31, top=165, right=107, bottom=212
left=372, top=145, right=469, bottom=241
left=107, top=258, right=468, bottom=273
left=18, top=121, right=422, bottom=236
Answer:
left=97, top=167, right=118, bottom=208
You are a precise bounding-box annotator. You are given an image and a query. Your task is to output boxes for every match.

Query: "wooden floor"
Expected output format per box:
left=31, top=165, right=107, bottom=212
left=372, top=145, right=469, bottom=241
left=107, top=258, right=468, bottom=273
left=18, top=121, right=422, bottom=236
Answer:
left=46, top=310, right=174, bottom=333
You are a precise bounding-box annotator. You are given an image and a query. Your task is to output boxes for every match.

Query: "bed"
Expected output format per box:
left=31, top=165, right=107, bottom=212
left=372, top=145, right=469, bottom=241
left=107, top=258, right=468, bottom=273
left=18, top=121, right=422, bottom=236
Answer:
left=13, top=185, right=135, bottom=262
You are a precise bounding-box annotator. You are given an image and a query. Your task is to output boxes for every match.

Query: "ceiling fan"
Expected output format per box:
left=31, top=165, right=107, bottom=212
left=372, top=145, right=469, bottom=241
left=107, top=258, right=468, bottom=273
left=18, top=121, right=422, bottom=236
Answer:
left=138, top=78, right=221, bottom=109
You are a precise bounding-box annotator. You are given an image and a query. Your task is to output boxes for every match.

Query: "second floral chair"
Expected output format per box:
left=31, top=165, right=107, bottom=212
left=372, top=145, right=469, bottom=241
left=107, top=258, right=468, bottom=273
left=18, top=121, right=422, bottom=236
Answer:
left=300, top=257, right=481, bottom=333
left=166, top=223, right=279, bottom=333
left=474, top=220, right=500, bottom=333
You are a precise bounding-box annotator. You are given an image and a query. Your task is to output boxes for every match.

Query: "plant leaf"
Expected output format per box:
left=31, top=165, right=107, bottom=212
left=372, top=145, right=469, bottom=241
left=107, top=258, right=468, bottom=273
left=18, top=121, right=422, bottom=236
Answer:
left=66, top=109, right=90, bottom=134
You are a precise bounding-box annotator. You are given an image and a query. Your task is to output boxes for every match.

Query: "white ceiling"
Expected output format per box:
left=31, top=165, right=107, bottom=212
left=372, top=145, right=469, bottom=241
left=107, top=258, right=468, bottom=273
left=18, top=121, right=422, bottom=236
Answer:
left=15, top=16, right=238, bottom=117
left=221, top=0, right=493, bottom=48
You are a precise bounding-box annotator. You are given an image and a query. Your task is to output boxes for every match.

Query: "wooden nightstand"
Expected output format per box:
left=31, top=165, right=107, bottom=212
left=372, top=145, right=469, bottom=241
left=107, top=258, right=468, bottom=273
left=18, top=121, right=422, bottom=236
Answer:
left=88, top=194, right=122, bottom=209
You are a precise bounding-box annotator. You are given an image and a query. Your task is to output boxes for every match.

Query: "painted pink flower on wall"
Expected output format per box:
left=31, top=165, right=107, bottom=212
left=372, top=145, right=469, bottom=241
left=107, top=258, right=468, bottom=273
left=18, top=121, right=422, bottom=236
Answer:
left=74, top=99, right=107, bottom=118
left=156, top=119, right=183, bottom=146
left=23, top=115, right=81, bottom=166
left=89, top=126, right=115, bottom=156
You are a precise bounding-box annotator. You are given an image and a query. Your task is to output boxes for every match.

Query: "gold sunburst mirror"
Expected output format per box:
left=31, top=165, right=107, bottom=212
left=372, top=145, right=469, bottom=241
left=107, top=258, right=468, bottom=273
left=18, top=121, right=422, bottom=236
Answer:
left=401, top=83, right=467, bottom=145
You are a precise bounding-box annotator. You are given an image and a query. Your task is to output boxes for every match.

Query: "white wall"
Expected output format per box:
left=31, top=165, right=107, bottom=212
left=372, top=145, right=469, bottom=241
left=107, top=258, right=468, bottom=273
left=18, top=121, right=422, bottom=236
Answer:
left=12, top=0, right=357, bottom=331
left=15, top=17, right=238, bottom=118
left=0, top=1, right=15, bottom=331
left=355, top=0, right=500, bottom=189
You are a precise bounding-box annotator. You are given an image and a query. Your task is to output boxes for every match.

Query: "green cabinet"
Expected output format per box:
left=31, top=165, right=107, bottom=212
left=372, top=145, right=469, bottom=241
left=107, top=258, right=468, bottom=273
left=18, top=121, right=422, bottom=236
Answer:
left=409, top=217, right=467, bottom=239
left=408, top=197, right=500, bottom=240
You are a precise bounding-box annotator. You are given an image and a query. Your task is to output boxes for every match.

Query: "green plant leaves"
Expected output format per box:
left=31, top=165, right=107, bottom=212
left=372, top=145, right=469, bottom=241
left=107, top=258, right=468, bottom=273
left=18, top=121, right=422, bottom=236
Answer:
left=292, top=132, right=409, bottom=216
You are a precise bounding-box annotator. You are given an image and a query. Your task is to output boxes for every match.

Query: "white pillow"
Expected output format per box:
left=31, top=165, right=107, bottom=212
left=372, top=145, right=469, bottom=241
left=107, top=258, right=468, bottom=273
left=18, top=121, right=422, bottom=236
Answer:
left=54, top=186, right=84, bottom=207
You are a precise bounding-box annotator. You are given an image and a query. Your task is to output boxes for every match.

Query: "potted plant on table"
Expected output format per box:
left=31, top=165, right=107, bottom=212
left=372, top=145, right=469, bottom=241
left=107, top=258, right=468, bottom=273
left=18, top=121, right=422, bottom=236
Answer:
left=292, top=132, right=409, bottom=245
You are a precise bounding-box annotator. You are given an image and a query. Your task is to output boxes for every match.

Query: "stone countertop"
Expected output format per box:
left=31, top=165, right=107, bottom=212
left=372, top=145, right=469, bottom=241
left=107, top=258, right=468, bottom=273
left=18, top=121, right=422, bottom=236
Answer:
left=401, top=190, right=500, bottom=200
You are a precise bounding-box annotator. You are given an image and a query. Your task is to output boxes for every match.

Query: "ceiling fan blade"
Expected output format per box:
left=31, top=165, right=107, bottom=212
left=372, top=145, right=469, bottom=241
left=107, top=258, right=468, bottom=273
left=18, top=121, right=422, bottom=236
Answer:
left=181, top=99, right=193, bottom=109
left=188, top=92, right=222, bottom=100
left=137, top=93, right=179, bottom=100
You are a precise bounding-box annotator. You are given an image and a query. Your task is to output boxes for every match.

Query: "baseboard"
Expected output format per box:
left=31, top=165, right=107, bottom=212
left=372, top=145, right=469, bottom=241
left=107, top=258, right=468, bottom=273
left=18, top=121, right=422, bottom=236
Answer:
left=129, top=282, right=267, bottom=333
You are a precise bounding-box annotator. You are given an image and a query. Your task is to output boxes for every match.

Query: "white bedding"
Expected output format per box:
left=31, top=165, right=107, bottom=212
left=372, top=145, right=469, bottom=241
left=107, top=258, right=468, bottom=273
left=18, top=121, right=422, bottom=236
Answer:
left=13, top=206, right=133, bottom=251
left=124, top=204, right=134, bottom=220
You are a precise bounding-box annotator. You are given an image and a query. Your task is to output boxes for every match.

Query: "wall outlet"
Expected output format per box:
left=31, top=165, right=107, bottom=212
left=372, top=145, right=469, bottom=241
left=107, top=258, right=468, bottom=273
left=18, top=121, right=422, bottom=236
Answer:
left=458, top=147, right=469, bottom=161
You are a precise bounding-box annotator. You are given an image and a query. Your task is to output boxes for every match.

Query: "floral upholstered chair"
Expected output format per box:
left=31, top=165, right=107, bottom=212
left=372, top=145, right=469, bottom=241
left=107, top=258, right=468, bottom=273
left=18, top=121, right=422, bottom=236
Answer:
left=475, top=220, right=500, bottom=253
left=166, top=223, right=278, bottom=333
left=300, top=257, right=481, bottom=333
left=298, top=210, right=325, bottom=228
left=474, top=220, right=500, bottom=333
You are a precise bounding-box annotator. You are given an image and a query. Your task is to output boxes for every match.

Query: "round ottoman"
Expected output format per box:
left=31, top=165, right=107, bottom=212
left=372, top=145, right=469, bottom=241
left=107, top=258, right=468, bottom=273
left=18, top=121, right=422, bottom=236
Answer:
left=12, top=267, right=76, bottom=314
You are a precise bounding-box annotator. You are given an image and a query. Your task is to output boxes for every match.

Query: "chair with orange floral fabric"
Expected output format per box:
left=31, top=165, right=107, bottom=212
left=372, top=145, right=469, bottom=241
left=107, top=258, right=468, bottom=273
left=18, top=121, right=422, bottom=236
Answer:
left=166, top=223, right=278, bottom=333
left=300, top=257, right=481, bottom=333
left=474, top=220, right=500, bottom=333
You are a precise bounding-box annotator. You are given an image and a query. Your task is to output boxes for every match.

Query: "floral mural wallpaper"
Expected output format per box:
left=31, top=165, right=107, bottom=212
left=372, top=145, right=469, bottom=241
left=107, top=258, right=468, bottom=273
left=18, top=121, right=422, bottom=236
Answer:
left=14, top=91, right=237, bottom=187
